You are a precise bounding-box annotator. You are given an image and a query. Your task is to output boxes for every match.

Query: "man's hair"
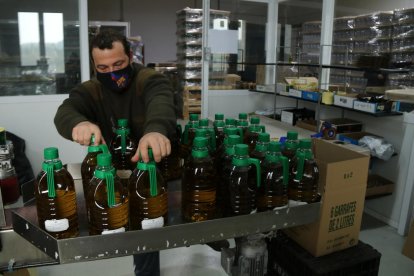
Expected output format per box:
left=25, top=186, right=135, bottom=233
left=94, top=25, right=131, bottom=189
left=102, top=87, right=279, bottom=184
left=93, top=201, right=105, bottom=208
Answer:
left=89, top=29, right=131, bottom=58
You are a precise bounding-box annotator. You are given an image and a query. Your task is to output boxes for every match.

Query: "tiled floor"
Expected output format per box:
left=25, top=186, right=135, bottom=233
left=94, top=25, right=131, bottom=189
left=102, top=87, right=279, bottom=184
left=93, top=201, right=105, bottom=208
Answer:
left=32, top=213, right=414, bottom=276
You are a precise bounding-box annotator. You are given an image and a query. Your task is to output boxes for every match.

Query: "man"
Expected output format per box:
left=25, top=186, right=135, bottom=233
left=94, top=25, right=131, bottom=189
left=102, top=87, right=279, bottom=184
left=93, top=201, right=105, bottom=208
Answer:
left=54, top=29, right=176, bottom=276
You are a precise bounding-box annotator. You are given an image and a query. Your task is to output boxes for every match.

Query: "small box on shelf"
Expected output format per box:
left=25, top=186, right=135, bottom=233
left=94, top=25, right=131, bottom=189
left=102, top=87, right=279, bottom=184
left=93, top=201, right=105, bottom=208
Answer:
left=353, top=100, right=400, bottom=114
left=366, top=174, right=394, bottom=198
left=337, top=131, right=381, bottom=145
left=302, top=91, right=320, bottom=102
left=334, top=93, right=358, bottom=108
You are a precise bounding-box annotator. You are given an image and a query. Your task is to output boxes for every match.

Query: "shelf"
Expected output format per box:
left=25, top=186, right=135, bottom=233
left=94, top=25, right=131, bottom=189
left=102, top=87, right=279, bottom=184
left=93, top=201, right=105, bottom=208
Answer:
left=12, top=179, right=321, bottom=264
left=249, top=90, right=403, bottom=117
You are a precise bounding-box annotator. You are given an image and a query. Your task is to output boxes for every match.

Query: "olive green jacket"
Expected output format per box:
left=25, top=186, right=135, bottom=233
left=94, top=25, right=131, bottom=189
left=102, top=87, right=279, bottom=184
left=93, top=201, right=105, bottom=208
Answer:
left=54, top=63, right=176, bottom=144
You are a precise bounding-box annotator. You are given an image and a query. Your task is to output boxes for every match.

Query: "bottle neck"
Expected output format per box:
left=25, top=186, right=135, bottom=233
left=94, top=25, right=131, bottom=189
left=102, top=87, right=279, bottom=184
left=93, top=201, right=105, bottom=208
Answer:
left=41, top=159, right=63, bottom=198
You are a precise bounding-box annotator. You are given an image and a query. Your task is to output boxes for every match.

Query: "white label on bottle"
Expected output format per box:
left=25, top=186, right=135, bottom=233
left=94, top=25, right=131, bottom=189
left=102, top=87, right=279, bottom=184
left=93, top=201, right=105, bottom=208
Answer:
left=44, top=219, right=69, bottom=232
left=273, top=204, right=288, bottom=211
left=0, top=147, right=10, bottom=155
left=141, top=217, right=164, bottom=230
left=102, top=227, right=126, bottom=235
left=250, top=208, right=257, bottom=214
left=117, top=169, right=132, bottom=179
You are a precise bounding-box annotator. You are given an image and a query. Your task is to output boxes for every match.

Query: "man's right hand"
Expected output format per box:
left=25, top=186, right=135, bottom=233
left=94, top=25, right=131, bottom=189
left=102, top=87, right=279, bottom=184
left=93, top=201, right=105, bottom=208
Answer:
left=72, top=121, right=105, bottom=146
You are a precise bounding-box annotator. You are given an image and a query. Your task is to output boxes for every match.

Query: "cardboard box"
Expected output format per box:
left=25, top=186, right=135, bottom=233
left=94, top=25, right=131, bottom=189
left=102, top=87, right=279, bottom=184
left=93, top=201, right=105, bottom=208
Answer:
left=288, top=88, right=302, bottom=98
left=334, top=94, right=358, bottom=109
left=353, top=100, right=400, bottom=114
left=320, top=118, right=363, bottom=134
left=302, top=91, right=320, bottom=102
left=366, top=174, right=394, bottom=198
left=281, top=108, right=315, bottom=126
left=284, top=139, right=370, bottom=257
left=402, top=220, right=414, bottom=261
left=296, top=119, right=318, bottom=132
left=285, top=77, right=318, bottom=91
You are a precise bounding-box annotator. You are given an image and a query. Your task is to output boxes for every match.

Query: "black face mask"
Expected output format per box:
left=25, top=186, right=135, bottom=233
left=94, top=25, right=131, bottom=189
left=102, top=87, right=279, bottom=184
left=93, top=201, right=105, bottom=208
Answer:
left=96, top=65, right=133, bottom=92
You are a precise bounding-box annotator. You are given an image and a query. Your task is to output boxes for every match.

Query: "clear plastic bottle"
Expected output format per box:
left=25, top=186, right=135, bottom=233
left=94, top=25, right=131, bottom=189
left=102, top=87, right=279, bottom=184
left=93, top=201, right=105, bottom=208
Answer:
left=228, top=144, right=261, bottom=216
left=258, top=141, right=289, bottom=211
left=81, top=135, right=108, bottom=200
left=35, top=147, right=79, bottom=239
left=129, top=148, right=168, bottom=230
left=182, top=137, right=216, bottom=222
left=214, top=127, right=242, bottom=166
left=216, top=134, right=241, bottom=218
left=213, top=113, right=225, bottom=152
left=243, top=117, right=266, bottom=155
left=181, top=113, right=199, bottom=163
left=281, top=131, right=299, bottom=168
left=158, top=124, right=182, bottom=181
left=87, top=153, right=129, bottom=235
left=250, top=132, right=270, bottom=162
left=110, top=119, right=138, bottom=187
left=236, top=113, right=249, bottom=137
left=288, top=139, right=319, bottom=204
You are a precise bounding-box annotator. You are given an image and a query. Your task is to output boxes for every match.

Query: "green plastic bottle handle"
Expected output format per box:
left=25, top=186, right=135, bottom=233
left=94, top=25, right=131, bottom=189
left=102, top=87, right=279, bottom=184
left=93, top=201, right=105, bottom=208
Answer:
left=295, top=151, right=306, bottom=181
left=281, top=156, right=289, bottom=186
left=137, top=161, right=158, bottom=197
left=248, top=158, right=261, bottom=188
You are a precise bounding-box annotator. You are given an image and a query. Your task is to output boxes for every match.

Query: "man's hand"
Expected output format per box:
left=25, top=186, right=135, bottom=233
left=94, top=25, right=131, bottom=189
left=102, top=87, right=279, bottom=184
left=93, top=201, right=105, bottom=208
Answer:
left=72, top=121, right=105, bottom=146
left=133, top=132, right=171, bottom=163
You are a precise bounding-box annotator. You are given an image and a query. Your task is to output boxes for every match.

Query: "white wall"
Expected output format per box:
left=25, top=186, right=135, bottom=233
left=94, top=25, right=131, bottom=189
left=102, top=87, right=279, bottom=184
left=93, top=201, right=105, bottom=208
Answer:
left=0, top=96, right=86, bottom=175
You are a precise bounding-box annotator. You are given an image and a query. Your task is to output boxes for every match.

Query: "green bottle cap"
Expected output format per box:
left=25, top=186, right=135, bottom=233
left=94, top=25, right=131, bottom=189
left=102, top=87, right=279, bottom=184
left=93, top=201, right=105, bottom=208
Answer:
left=228, top=135, right=240, bottom=145
left=287, top=131, right=298, bottom=140
left=193, top=137, right=208, bottom=147
left=250, top=117, right=260, bottom=124
left=258, top=132, right=270, bottom=142
left=235, top=144, right=248, bottom=155
left=118, top=119, right=128, bottom=127
left=239, top=113, right=248, bottom=120
left=189, top=113, right=199, bottom=121
left=195, top=128, right=208, bottom=138
left=199, top=119, right=209, bottom=127
left=97, top=153, right=112, bottom=166
left=299, top=139, right=312, bottom=149
left=224, top=127, right=239, bottom=136
left=44, top=147, right=59, bottom=160
left=225, top=118, right=236, bottom=126
left=215, top=114, right=224, bottom=120
left=268, top=141, right=281, bottom=152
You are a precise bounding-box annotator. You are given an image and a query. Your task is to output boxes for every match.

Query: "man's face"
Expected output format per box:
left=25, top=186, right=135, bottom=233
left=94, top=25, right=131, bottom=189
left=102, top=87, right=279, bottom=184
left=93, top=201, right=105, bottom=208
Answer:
left=92, top=41, right=130, bottom=73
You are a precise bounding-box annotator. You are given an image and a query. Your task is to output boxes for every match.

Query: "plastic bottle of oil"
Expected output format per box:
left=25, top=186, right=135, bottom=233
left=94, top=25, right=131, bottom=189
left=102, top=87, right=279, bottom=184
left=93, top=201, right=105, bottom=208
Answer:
left=281, top=131, right=299, bottom=169
left=214, top=127, right=241, bottom=171
left=228, top=144, right=261, bottom=216
left=288, top=139, right=319, bottom=204
left=87, top=153, right=129, bottom=235
left=35, top=147, right=79, bottom=239
left=129, top=148, right=168, bottom=230
left=257, top=141, right=289, bottom=211
left=213, top=113, right=225, bottom=152
left=81, top=135, right=108, bottom=200
left=198, top=118, right=216, bottom=153
left=236, top=113, right=249, bottom=137
left=181, top=113, right=199, bottom=163
left=216, top=134, right=241, bottom=218
left=158, top=123, right=182, bottom=181
left=182, top=137, right=216, bottom=222
left=110, top=119, right=137, bottom=187
left=250, top=132, right=270, bottom=162
left=244, top=117, right=265, bottom=154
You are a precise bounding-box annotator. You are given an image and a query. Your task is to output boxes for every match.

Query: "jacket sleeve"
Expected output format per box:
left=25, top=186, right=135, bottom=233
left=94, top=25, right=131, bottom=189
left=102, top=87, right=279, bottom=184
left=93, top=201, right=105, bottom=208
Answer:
left=54, top=83, right=98, bottom=141
left=139, top=68, right=177, bottom=138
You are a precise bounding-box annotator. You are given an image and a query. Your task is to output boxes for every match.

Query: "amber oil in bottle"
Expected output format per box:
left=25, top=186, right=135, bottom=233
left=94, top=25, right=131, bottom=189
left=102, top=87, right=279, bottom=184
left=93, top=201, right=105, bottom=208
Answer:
left=182, top=137, right=217, bottom=222
left=35, top=147, right=79, bottom=239
left=87, top=153, right=129, bottom=235
left=129, top=148, right=168, bottom=230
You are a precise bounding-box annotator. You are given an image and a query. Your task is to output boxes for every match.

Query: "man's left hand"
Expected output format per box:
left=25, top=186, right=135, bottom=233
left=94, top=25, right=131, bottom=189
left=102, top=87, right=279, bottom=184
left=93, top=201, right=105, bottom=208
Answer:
left=132, top=132, right=171, bottom=163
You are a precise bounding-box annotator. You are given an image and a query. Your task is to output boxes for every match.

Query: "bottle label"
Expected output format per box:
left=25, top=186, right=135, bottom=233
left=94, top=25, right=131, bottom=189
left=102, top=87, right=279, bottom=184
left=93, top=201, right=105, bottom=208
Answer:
left=44, top=219, right=69, bottom=232
left=141, top=217, right=164, bottom=230
left=116, top=169, right=132, bottom=179
left=250, top=208, right=257, bottom=214
left=102, top=227, right=126, bottom=235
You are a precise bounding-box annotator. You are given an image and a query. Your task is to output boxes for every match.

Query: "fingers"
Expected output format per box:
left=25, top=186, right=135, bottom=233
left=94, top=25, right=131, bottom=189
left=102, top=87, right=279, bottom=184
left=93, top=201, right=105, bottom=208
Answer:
left=72, top=121, right=103, bottom=146
left=133, top=132, right=171, bottom=163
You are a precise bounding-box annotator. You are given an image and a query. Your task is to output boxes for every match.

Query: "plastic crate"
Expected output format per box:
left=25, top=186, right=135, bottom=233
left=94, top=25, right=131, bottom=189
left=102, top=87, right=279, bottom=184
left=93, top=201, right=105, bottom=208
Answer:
left=267, top=231, right=381, bottom=276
